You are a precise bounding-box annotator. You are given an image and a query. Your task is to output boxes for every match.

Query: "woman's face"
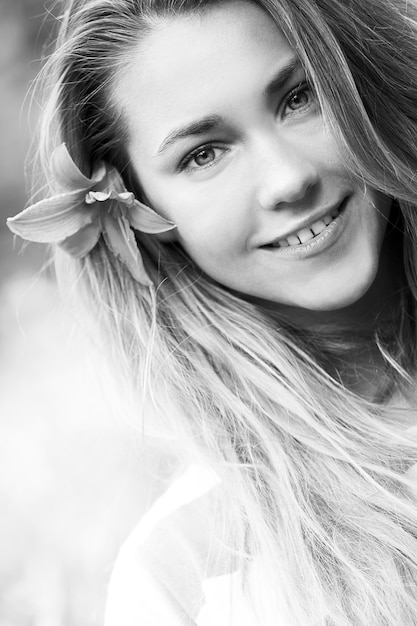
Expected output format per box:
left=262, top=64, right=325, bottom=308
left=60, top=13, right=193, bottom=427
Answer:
left=115, top=0, right=391, bottom=311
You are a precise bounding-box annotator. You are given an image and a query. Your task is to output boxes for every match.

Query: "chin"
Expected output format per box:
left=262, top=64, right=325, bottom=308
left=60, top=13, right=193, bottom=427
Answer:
left=300, top=262, right=380, bottom=312
left=304, top=287, right=373, bottom=311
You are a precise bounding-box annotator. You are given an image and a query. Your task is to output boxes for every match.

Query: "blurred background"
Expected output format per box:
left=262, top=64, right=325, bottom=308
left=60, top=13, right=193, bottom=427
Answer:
left=0, top=2, right=152, bottom=624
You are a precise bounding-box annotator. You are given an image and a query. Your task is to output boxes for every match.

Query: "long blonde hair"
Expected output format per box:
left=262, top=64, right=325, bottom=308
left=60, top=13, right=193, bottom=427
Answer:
left=36, top=0, right=417, bottom=623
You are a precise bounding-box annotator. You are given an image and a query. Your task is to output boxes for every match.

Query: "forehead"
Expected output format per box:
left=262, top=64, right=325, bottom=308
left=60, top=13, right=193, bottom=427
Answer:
left=114, top=1, right=295, bottom=155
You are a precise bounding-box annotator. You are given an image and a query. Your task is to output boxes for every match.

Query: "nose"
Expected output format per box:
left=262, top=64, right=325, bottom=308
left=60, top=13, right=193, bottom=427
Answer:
left=255, top=136, right=319, bottom=210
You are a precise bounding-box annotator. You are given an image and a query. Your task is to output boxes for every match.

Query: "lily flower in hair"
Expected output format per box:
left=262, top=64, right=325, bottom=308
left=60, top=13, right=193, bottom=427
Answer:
left=6, top=143, right=176, bottom=286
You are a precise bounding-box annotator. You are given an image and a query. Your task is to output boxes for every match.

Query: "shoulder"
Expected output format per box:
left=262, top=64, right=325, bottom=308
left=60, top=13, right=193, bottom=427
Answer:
left=104, top=464, right=292, bottom=625
left=104, top=464, right=230, bottom=625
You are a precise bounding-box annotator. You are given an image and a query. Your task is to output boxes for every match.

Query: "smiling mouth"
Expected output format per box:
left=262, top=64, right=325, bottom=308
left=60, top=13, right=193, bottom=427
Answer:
left=263, top=202, right=345, bottom=249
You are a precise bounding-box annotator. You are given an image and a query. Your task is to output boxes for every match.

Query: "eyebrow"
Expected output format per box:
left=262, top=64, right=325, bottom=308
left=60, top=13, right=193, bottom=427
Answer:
left=156, top=115, right=224, bottom=156
left=263, top=58, right=302, bottom=99
left=156, top=57, right=302, bottom=156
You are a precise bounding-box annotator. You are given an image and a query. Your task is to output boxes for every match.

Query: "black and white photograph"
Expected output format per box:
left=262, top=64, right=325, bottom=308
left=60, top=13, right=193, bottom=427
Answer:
left=2, top=0, right=417, bottom=624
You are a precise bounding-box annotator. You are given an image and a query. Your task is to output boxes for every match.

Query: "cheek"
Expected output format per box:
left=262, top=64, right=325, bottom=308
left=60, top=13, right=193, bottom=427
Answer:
left=157, top=186, right=253, bottom=263
left=366, top=191, right=392, bottom=245
left=175, top=216, right=247, bottom=267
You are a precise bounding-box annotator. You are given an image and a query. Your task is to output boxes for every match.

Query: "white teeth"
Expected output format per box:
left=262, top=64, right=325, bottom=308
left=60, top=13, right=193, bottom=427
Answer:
left=272, top=211, right=337, bottom=248
left=297, top=227, right=315, bottom=243
left=310, top=219, right=327, bottom=235
left=287, top=234, right=301, bottom=245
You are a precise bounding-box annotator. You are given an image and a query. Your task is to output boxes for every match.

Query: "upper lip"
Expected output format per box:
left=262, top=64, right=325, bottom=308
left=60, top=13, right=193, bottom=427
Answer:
left=260, top=198, right=346, bottom=247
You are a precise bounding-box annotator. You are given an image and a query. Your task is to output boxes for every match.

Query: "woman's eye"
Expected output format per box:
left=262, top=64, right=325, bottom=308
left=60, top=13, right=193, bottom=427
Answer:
left=179, top=144, right=227, bottom=172
left=284, top=84, right=315, bottom=115
left=193, top=147, right=216, bottom=167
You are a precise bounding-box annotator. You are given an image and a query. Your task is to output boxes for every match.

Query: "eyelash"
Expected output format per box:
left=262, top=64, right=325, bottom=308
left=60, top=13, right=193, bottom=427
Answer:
left=178, top=143, right=227, bottom=173
left=178, top=81, right=315, bottom=172
left=284, top=81, right=314, bottom=114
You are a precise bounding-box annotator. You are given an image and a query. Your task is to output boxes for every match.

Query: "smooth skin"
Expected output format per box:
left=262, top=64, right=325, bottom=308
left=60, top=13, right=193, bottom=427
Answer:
left=114, top=0, right=393, bottom=321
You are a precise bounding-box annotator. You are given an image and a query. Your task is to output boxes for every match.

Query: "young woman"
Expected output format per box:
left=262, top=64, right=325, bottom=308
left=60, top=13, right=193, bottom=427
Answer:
left=7, top=0, right=417, bottom=623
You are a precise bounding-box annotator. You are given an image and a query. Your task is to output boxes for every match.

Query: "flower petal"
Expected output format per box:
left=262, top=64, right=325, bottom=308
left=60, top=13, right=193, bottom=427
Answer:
left=127, top=200, right=176, bottom=234
left=102, top=212, right=152, bottom=286
left=102, top=167, right=129, bottom=195
left=85, top=189, right=136, bottom=205
left=6, top=191, right=98, bottom=243
left=51, top=143, right=106, bottom=191
left=59, top=220, right=102, bottom=258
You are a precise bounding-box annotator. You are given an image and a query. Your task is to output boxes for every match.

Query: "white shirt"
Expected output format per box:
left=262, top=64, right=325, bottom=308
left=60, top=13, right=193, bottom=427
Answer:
left=105, top=448, right=417, bottom=626
left=104, top=464, right=259, bottom=625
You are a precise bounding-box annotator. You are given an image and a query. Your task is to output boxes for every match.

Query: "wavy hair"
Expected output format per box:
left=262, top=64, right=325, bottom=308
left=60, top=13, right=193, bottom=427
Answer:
left=35, top=0, right=417, bottom=623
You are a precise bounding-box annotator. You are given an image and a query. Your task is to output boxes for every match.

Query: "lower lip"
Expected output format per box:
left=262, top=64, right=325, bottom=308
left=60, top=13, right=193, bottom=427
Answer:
left=261, top=198, right=348, bottom=260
